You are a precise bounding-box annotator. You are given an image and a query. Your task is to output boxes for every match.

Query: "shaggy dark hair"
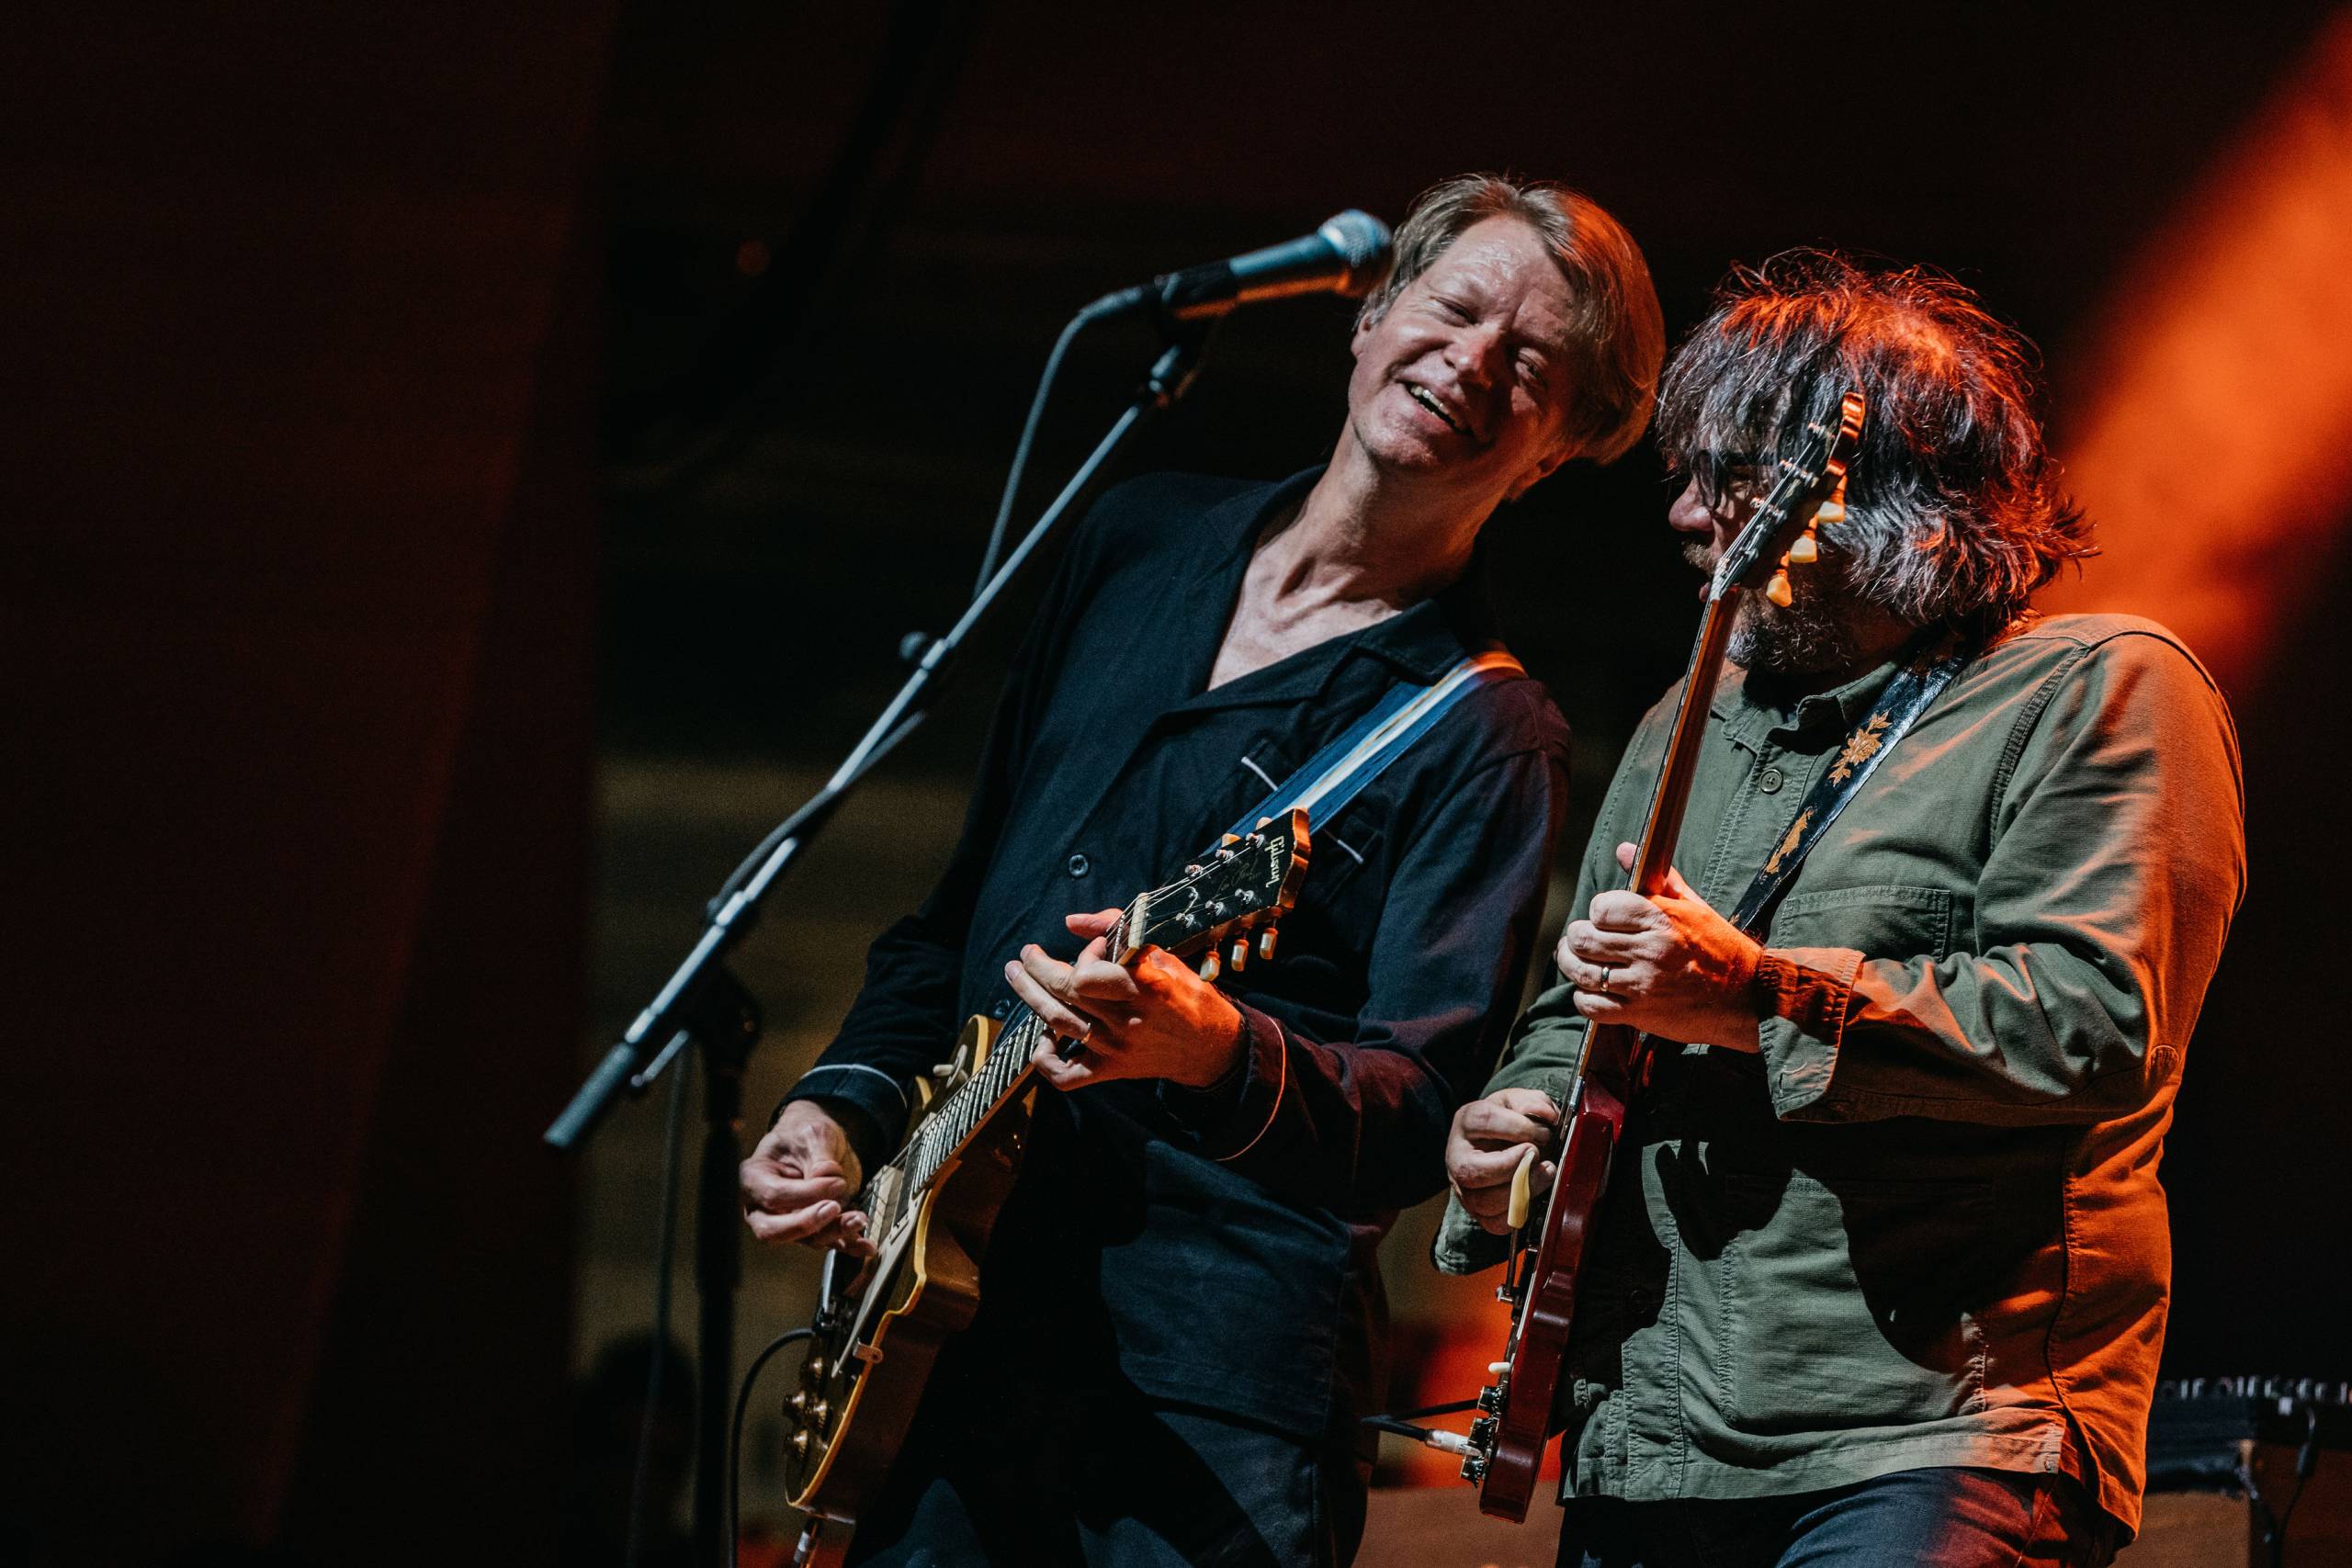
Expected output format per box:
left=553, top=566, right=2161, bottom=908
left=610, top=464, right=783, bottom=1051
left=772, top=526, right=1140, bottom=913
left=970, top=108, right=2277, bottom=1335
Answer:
left=1358, top=173, right=1665, bottom=465
left=1657, top=250, right=2092, bottom=636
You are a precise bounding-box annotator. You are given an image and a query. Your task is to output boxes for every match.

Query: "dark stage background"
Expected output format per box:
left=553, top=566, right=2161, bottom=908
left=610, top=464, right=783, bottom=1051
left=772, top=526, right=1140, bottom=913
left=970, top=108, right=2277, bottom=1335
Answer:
left=8, top=5, right=2350, bottom=1564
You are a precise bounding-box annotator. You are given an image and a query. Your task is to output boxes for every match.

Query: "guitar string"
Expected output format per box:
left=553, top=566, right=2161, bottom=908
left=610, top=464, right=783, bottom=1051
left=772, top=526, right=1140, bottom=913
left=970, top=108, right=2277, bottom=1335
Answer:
left=865, top=843, right=1279, bottom=1224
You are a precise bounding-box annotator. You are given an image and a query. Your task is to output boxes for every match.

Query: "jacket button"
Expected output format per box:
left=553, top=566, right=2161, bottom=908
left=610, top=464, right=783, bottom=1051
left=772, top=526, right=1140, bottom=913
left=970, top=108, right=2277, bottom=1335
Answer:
left=1628, top=1286, right=1655, bottom=1314
left=1067, top=852, right=1091, bottom=878
left=991, top=998, right=1013, bottom=1020
left=1758, top=766, right=1785, bottom=794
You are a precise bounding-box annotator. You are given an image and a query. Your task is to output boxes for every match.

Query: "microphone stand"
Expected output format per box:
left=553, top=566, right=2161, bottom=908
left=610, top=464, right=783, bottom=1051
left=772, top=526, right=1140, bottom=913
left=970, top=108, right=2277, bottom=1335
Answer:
left=546, top=321, right=1214, bottom=1568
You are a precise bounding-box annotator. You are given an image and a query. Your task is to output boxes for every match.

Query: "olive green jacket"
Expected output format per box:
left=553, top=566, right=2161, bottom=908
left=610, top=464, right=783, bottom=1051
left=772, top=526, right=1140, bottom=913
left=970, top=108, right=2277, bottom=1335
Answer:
left=1434, top=614, right=2245, bottom=1535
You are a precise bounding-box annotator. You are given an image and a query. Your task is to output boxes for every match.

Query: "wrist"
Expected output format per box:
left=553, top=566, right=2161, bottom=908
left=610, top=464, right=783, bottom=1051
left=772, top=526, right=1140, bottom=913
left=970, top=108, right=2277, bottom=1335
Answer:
left=1181, top=1000, right=1250, bottom=1091
left=1715, top=937, right=1766, bottom=1052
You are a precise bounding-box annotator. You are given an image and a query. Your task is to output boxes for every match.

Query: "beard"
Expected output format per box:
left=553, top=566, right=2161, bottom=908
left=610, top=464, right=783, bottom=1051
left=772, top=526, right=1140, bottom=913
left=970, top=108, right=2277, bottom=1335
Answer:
left=1682, top=539, right=1873, bottom=676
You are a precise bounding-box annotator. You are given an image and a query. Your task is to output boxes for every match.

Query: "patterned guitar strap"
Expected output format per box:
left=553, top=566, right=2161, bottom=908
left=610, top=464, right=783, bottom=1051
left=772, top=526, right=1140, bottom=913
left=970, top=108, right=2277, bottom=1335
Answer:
left=1588, top=641, right=1967, bottom=1108
left=1723, top=639, right=1972, bottom=935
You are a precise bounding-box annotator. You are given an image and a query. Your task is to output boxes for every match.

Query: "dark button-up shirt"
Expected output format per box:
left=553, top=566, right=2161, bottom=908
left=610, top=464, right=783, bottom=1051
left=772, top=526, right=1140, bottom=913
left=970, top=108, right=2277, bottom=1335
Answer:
left=792, top=469, right=1568, bottom=1438
left=1436, top=614, right=2244, bottom=1535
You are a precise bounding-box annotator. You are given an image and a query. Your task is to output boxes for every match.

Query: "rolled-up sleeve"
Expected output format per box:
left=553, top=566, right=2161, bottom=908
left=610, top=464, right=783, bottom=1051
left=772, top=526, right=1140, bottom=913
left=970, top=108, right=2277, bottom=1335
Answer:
left=1760, top=632, right=2246, bottom=1124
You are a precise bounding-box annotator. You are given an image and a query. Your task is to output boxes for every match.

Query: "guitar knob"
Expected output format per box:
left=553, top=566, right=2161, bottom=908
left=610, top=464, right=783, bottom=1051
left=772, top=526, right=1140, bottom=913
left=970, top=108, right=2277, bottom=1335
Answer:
left=1765, top=570, right=1793, bottom=609
left=1788, top=532, right=1819, bottom=564
left=1258, top=927, right=1278, bottom=962
left=1228, top=937, right=1247, bottom=972
left=788, top=1390, right=808, bottom=1416
left=809, top=1399, right=831, bottom=1431
left=807, top=1358, right=827, bottom=1381
left=1469, top=1416, right=1498, bottom=1450
left=791, top=1429, right=810, bottom=1457
left=1460, top=1455, right=1488, bottom=1483
left=1197, top=952, right=1222, bottom=983
left=1476, top=1385, right=1503, bottom=1414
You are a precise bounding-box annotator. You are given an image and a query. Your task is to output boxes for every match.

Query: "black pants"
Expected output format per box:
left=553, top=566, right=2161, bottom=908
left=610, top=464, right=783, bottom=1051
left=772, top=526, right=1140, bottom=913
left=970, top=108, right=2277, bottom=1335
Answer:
left=844, top=1376, right=1369, bottom=1568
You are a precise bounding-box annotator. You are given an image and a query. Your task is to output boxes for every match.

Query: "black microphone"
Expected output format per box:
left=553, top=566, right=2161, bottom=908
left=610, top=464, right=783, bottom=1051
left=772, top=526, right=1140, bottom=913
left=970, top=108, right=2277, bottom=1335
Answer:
left=1088, top=210, right=1394, bottom=322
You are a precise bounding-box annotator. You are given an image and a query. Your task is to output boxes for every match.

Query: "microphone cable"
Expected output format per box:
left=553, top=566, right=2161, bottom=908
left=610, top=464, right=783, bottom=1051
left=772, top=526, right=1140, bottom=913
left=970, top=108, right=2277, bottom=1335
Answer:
left=970, top=294, right=1125, bottom=594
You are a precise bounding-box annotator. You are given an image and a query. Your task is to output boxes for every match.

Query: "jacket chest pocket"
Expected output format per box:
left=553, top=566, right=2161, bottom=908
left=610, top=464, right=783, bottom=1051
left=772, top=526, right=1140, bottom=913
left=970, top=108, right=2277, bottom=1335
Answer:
left=1766, top=883, right=1956, bottom=959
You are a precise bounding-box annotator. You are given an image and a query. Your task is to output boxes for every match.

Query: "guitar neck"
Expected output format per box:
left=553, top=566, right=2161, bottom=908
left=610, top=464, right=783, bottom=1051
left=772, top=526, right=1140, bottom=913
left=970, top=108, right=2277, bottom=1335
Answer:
left=1576, top=590, right=1740, bottom=1090
left=1630, top=591, right=1740, bottom=898
left=904, top=1008, right=1045, bottom=1193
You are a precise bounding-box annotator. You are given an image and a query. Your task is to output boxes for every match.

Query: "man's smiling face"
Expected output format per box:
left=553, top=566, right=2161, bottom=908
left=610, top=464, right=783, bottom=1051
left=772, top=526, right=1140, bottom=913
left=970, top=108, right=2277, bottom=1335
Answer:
left=1343, top=215, right=1581, bottom=510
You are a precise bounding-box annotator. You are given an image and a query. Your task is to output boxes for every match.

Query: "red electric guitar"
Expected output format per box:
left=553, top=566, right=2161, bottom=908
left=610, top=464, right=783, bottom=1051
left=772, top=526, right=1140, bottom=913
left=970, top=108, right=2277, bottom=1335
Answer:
left=1460, top=392, right=1867, bottom=1520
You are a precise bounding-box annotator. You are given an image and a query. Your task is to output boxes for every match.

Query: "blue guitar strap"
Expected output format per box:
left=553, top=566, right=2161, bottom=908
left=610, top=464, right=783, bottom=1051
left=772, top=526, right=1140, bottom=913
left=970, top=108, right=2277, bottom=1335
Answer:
left=1212, top=650, right=1525, bottom=852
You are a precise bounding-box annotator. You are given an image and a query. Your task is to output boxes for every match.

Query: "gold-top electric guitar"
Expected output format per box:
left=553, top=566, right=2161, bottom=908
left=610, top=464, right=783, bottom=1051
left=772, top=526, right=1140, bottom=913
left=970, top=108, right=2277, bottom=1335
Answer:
left=780, top=811, right=1310, bottom=1556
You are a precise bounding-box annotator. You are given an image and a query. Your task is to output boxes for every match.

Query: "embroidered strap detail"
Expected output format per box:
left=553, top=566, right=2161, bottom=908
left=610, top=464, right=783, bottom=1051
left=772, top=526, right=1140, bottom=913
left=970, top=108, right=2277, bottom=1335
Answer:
left=1726, top=646, right=1968, bottom=933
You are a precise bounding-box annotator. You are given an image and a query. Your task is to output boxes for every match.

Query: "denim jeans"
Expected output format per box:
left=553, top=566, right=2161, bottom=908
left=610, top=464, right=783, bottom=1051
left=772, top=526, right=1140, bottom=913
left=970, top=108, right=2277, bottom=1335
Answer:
left=1558, top=1467, right=2120, bottom=1568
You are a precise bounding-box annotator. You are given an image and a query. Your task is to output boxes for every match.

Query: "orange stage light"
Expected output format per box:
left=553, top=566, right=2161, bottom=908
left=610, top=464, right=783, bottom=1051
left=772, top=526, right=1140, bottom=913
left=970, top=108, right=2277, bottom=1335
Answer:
left=2047, top=8, right=2352, bottom=689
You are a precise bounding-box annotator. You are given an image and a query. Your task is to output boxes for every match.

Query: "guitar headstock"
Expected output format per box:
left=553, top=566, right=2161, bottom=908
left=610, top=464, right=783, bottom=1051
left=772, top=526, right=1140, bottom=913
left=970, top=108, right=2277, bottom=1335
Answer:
left=1710, top=389, right=1865, bottom=609
left=1113, top=808, right=1311, bottom=983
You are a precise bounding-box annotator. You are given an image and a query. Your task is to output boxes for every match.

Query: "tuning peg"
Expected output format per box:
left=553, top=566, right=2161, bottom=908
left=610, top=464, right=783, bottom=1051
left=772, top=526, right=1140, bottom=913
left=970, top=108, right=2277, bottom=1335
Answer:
left=1765, top=570, right=1793, bottom=608
left=1258, top=927, right=1279, bottom=962
left=1197, top=952, right=1221, bottom=983
left=1228, top=937, right=1248, bottom=972
left=1221, top=833, right=1241, bottom=847
left=1787, top=532, right=1819, bottom=565
left=1817, top=474, right=1849, bottom=526
left=1255, top=816, right=1272, bottom=829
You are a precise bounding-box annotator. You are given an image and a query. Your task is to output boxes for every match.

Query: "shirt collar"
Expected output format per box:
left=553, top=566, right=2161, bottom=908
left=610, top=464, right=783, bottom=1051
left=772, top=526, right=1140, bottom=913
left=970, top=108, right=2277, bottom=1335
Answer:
left=1711, top=654, right=1905, bottom=752
left=1170, top=468, right=1504, bottom=712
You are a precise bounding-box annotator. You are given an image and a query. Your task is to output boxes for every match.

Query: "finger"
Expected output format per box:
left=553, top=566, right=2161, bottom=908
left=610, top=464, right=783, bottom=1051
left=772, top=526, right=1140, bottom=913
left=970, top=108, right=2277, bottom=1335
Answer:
left=739, top=1159, right=849, bottom=1215
left=1028, top=1032, right=1103, bottom=1090
left=1616, top=840, right=1637, bottom=873
left=831, top=1211, right=879, bottom=1255
left=1456, top=1182, right=1511, bottom=1220
left=1065, top=908, right=1124, bottom=938
left=1452, top=1144, right=1549, bottom=1189
left=1488, top=1087, right=1563, bottom=1121
left=1572, top=988, right=1630, bottom=1022
left=1066, top=953, right=1144, bottom=1006
left=744, top=1198, right=849, bottom=1246
left=1657, top=863, right=1705, bottom=906
left=1562, top=921, right=1648, bottom=967
left=1005, top=957, right=1096, bottom=1042
left=1456, top=1101, right=1559, bottom=1149
left=1587, top=890, right=1663, bottom=934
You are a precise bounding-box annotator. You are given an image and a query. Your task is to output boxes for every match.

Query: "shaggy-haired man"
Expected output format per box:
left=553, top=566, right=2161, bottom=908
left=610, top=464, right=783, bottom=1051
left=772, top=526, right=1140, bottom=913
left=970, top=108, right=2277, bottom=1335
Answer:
left=1442, top=253, right=2244, bottom=1568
